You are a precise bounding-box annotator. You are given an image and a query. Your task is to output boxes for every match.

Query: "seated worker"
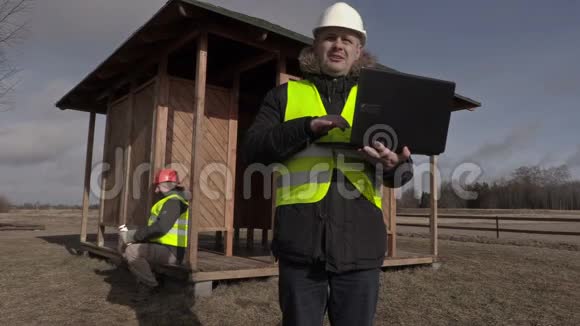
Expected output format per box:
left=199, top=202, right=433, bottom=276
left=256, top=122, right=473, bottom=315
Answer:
left=120, top=168, right=189, bottom=302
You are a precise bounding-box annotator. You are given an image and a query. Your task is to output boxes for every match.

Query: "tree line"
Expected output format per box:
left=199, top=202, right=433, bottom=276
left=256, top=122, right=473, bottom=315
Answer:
left=398, top=165, right=580, bottom=210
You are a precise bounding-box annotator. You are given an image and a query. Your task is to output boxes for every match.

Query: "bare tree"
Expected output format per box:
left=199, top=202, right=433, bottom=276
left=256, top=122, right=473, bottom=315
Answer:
left=0, top=0, right=30, bottom=111
left=399, top=164, right=580, bottom=210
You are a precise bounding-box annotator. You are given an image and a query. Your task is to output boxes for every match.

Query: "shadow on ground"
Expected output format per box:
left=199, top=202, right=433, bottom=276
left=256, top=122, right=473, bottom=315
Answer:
left=94, top=267, right=202, bottom=325
left=38, top=234, right=86, bottom=256
left=38, top=234, right=202, bottom=326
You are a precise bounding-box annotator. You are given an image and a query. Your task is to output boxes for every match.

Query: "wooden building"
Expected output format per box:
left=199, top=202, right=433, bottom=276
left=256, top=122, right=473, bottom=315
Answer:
left=55, top=0, right=480, bottom=285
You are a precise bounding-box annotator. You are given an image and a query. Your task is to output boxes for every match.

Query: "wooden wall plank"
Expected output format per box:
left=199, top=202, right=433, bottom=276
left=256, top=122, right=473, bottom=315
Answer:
left=166, top=75, right=231, bottom=266
left=200, top=203, right=221, bottom=228
left=224, top=73, right=239, bottom=256
left=97, top=102, right=112, bottom=246
left=170, top=116, right=193, bottom=157
left=201, top=129, right=227, bottom=161
left=167, top=78, right=195, bottom=190
left=146, top=58, right=169, bottom=220
left=125, top=83, right=155, bottom=226
left=102, top=98, right=130, bottom=227
left=152, top=59, right=169, bottom=172
left=430, top=155, right=439, bottom=256
left=200, top=189, right=225, bottom=220
left=119, top=82, right=135, bottom=228
left=198, top=84, right=230, bottom=230
left=166, top=77, right=230, bottom=229
left=188, top=32, right=208, bottom=271
left=81, top=112, right=96, bottom=243
left=389, top=188, right=397, bottom=257
left=383, top=187, right=397, bottom=257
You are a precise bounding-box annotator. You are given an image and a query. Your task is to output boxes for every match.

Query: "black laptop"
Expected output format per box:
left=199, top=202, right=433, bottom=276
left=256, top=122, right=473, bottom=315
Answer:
left=331, top=67, right=456, bottom=156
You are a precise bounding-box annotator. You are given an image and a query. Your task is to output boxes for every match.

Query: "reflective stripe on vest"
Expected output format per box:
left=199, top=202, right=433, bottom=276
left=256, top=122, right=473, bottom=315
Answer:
left=147, top=194, right=189, bottom=248
left=276, top=80, right=382, bottom=209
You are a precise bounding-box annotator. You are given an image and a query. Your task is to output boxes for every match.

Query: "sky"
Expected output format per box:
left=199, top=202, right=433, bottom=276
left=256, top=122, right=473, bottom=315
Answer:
left=0, top=0, right=579, bottom=204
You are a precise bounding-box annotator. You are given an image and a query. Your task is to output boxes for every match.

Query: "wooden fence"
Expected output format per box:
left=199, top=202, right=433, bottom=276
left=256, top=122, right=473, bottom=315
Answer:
left=398, top=213, right=580, bottom=238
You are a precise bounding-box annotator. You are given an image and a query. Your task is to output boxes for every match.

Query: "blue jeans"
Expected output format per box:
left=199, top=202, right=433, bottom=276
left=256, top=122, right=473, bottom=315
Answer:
left=278, top=259, right=381, bottom=326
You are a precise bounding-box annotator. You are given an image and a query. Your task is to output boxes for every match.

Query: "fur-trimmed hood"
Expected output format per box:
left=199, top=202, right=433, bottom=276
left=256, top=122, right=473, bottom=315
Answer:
left=298, top=46, right=377, bottom=77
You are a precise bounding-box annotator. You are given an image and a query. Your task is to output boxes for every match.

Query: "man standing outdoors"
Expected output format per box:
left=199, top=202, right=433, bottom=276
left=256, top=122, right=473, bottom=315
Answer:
left=119, top=168, right=190, bottom=302
left=243, top=2, right=414, bottom=325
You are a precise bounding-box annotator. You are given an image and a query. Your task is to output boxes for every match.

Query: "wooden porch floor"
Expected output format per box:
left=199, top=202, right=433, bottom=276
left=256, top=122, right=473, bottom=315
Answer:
left=84, top=232, right=433, bottom=283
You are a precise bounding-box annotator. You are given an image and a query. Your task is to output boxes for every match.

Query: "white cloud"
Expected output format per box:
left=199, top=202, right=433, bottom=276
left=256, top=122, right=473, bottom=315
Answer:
left=0, top=75, right=105, bottom=202
left=12, top=77, right=74, bottom=118
left=0, top=120, right=85, bottom=165
left=463, top=120, right=542, bottom=164
left=0, top=77, right=96, bottom=166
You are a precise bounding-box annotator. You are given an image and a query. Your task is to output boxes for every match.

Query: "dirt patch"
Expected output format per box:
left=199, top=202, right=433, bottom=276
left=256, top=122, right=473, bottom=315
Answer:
left=1, top=209, right=579, bottom=325
left=0, top=222, right=45, bottom=231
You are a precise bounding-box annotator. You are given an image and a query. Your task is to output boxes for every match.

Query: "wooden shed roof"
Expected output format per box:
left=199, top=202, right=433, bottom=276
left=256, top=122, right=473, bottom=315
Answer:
left=181, top=0, right=313, bottom=44
left=55, top=0, right=480, bottom=113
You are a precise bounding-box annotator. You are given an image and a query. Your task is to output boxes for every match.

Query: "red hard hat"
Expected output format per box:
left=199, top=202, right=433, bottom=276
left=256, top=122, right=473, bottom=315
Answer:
left=154, top=169, right=179, bottom=185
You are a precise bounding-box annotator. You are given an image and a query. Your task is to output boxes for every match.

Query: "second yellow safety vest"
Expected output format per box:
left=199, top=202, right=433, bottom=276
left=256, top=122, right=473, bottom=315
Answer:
left=147, top=194, right=189, bottom=247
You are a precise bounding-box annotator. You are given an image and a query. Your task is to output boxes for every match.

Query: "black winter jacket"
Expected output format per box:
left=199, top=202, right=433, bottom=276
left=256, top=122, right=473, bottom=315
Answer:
left=242, top=52, right=413, bottom=273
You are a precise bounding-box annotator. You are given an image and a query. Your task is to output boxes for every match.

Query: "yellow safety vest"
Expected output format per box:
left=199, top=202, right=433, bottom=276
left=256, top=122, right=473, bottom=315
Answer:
left=147, top=194, right=189, bottom=247
left=275, top=80, right=383, bottom=209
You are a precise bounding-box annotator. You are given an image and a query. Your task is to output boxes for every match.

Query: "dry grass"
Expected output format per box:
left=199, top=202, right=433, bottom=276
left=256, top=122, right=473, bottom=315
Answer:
left=1, top=209, right=580, bottom=325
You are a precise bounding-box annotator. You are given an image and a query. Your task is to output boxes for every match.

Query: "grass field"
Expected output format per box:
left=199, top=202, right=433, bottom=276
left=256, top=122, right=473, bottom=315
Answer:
left=1, top=209, right=579, bottom=325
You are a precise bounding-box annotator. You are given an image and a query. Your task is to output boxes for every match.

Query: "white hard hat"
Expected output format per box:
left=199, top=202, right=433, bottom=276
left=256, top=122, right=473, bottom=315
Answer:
left=313, top=2, right=367, bottom=45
